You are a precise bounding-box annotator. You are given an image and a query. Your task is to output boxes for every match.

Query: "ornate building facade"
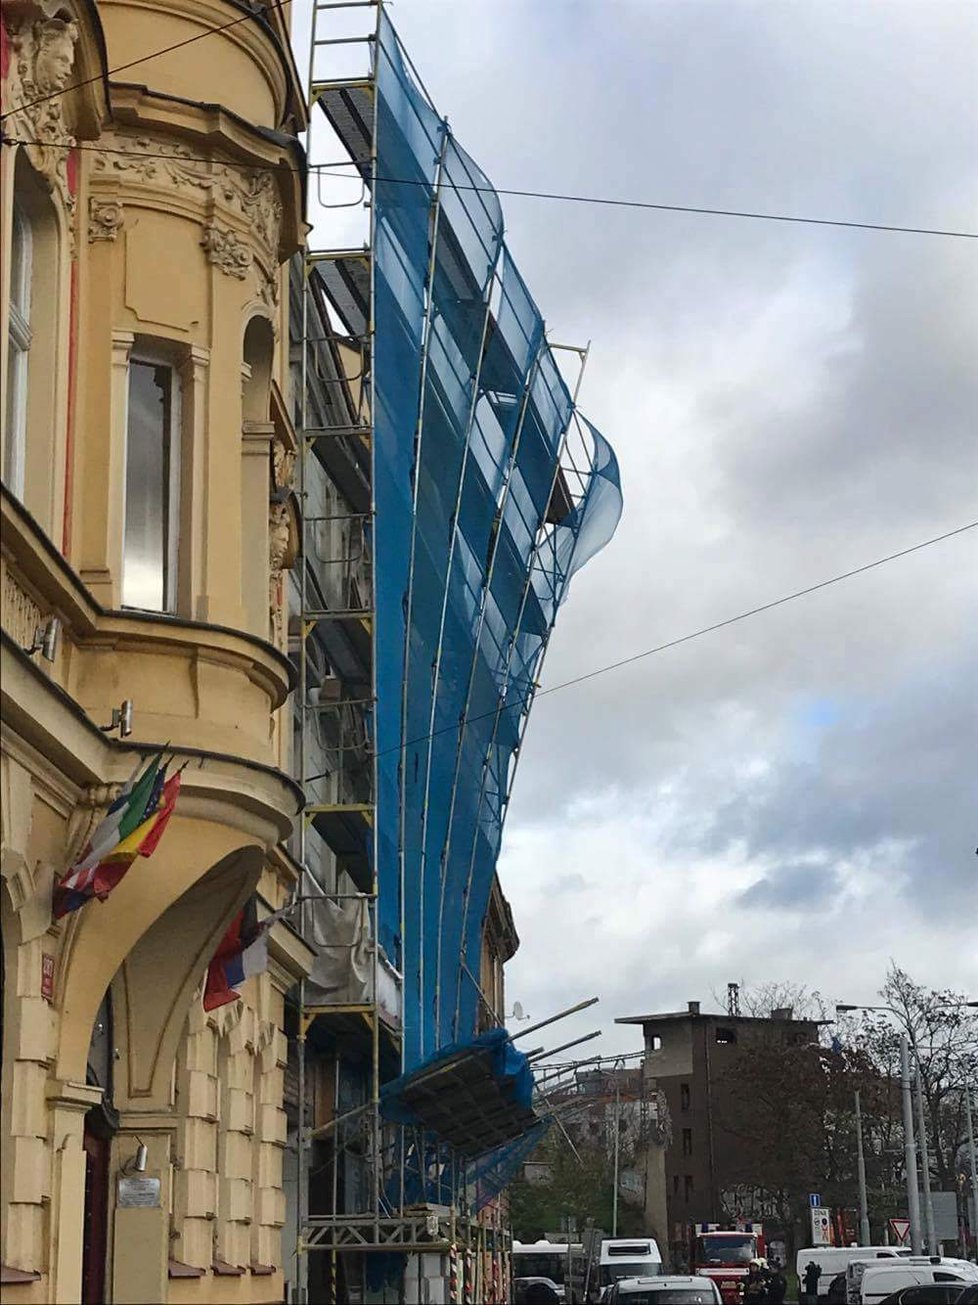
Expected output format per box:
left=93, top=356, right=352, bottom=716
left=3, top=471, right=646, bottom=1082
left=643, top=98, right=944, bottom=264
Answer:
left=0, top=0, right=311, bottom=1300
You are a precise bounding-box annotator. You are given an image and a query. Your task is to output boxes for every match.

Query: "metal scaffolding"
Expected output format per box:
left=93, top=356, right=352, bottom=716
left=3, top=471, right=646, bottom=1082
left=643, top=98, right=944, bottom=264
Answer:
left=291, top=2, right=622, bottom=1300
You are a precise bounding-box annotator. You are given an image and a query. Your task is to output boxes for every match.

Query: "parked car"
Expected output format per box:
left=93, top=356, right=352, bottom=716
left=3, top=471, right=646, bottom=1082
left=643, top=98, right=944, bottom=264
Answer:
left=603, top=1274, right=724, bottom=1305
left=877, top=1285, right=978, bottom=1305
left=859, top=1261, right=978, bottom=1305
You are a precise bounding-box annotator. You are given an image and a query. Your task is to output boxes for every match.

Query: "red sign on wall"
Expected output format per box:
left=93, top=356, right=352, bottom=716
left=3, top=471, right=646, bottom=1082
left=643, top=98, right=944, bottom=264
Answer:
left=41, top=953, right=56, bottom=1003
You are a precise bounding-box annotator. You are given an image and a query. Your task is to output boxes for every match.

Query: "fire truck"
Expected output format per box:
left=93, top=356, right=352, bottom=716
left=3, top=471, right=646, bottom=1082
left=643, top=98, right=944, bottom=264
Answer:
left=688, top=1223, right=766, bottom=1305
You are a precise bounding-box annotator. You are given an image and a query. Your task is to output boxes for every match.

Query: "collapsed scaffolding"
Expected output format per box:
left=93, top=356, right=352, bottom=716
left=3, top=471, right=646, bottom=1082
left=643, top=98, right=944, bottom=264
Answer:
left=292, top=2, right=623, bottom=1299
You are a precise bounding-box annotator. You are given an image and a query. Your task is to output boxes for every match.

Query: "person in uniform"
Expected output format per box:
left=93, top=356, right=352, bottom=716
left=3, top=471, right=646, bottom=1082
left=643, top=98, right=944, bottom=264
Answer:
left=803, top=1261, right=822, bottom=1304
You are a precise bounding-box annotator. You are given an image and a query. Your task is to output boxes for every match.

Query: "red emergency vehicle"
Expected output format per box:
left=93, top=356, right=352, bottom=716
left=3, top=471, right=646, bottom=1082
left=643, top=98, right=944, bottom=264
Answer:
left=689, top=1223, right=766, bottom=1305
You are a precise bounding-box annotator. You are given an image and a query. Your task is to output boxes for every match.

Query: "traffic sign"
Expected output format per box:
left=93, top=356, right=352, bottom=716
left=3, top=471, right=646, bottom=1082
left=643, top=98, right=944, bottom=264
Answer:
left=809, top=1193, right=822, bottom=1208
left=810, top=1207, right=832, bottom=1246
left=888, top=1217, right=911, bottom=1246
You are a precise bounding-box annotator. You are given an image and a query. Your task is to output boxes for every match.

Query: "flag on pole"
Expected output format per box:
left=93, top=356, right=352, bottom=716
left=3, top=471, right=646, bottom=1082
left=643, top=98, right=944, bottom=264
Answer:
left=202, top=898, right=288, bottom=1011
left=53, top=757, right=181, bottom=919
left=69, top=754, right=157, bottom=875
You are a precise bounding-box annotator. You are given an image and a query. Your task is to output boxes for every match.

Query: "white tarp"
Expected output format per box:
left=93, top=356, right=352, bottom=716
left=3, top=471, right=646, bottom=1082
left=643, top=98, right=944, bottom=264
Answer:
left=303, top=893, right=402, bottom=1029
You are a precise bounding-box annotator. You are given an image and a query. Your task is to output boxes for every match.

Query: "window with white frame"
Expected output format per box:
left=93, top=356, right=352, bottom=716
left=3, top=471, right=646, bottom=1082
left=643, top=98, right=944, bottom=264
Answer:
left=3, top=202, right=32, bottom=497
left=122, top=356, right=180, bottom=612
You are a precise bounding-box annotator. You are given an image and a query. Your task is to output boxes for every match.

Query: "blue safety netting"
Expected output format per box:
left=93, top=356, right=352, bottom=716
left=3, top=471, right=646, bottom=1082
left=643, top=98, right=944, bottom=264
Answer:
left=465, top=1119, right=551, bottom=1216
left=371, top=13, right=623, bottom=1070
left=384, top=1120, right=551, bottom=1217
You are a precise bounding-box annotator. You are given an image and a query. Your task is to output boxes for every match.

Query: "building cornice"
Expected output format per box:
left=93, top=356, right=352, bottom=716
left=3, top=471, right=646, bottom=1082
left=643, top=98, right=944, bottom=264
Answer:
left=2, top=484, right=297, bottom=701
left=0, top=639, right=304, bottom=817
left=97, top=84, right=306, bottom=260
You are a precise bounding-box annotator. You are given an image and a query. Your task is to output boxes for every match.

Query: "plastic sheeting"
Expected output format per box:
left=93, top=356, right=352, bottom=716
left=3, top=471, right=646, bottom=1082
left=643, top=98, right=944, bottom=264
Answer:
left=371, top=14, right=623, bottom=1069
left=304, top=895, right=372, bottom=1003
left=302, top=894, right=402, bottom=1030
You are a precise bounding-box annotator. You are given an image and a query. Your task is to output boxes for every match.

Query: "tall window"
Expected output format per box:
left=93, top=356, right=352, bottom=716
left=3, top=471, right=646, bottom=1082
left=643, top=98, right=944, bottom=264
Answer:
left=3, top=202, right=32, bottom=496
left=123, top=358, right=180, bottom=611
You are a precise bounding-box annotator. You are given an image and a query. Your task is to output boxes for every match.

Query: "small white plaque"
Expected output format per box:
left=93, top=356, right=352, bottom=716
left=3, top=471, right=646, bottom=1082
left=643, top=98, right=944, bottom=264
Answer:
left=117, top=1175, right=161, bottom=1208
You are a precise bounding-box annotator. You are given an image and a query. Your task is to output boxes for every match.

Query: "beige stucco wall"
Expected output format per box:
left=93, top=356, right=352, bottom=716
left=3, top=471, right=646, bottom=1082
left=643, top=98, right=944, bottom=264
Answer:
left=0, top=0, right=309, bottom=1298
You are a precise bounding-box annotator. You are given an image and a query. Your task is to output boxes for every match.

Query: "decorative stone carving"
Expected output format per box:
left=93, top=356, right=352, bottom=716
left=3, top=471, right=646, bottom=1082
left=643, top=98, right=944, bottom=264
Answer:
left=93, top=134, right=283, bottom=259
left=256, top=260, right=280, bottom=315
left=0, top=754, right=36, bottom=911
left=200, top=223, right=253, bottom=279
left=88, top=198, right=124, bottom=242
left=268, top=501, right=294, bottom=575
left=271, top=438, right=295, bottom=494
left=63, top=782, right=127, bottom=872
left=4, top=15, right=79, bottom=224
left=268, top=497, right=299, bottom=646
left=1, top=569, right=44, bottom=653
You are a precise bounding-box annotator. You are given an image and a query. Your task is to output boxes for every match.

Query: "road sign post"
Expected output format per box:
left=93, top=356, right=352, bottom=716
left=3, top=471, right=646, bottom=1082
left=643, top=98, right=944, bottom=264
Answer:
left=811, top=1207, right=832, bottom=1246
left=888, top=1217, right=911, bottom=1246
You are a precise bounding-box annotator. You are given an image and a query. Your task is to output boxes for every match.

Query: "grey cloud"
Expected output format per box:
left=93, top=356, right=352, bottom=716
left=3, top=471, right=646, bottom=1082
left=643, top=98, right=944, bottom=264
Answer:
left=738, top=862, right=842, bottom=911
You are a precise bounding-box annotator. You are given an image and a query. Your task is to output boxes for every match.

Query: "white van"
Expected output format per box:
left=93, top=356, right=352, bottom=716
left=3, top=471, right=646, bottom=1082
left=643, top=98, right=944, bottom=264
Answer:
left=599, top=1240, right=663, bottom=1299
left=858, top=1259, right=978, bottom=1305
left=796, top=1248, right=909, bottom=1300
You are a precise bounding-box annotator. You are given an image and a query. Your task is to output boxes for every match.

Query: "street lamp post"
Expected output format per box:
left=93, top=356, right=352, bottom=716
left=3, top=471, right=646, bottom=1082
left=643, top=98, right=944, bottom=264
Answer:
left=612, top=1075, right=622, bottom=1238
left=915, top=1066, right=937, bottom=1252
left=899, top=1034, right=925, bottom=1254
left=966, top=1086, right=978, bottom=1265
left=855, top=1089, right=871, bottom=1246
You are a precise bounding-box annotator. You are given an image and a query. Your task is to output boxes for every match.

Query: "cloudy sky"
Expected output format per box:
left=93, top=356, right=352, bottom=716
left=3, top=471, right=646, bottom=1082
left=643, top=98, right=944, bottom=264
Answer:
left=306, top=1, right=978, bottom=1056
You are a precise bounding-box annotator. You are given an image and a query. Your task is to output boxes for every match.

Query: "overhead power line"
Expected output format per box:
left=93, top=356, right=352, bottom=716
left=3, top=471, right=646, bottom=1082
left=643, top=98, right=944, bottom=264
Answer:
left=3, top=134, right=976, bottom=239
left=314, top=162, right=977, bottom=239
left=534, top=519, right=978, bottom=701
left=367, top=518, right=978, bottom=762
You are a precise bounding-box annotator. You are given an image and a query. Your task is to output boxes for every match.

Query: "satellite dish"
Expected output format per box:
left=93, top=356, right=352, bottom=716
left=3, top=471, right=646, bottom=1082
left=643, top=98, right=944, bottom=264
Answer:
left=511, top=1001, right=526, bottom=1021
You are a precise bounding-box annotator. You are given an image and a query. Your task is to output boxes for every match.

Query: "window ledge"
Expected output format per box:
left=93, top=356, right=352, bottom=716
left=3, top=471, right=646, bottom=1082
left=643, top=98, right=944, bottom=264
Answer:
left=168, top=1259, right=205, bottom=1279
left=250, top=1262, right=276, bottom=1276
left=212, top=1259, right=246, bottom=1277
left=1, top=1264, right=42, bottom=1285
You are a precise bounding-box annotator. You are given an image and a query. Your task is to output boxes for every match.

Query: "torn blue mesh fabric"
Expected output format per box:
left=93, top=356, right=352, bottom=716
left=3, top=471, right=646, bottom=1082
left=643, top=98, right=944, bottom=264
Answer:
left=372, top=14, right=623, bottom=1070
left=466, top=1120, right=551, bottom=1216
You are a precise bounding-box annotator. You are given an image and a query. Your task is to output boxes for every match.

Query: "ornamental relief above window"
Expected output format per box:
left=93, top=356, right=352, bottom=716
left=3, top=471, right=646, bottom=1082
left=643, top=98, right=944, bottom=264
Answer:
left=3, top=11, right=80, bottom=231
left=90, top=133, right=283, bottom=262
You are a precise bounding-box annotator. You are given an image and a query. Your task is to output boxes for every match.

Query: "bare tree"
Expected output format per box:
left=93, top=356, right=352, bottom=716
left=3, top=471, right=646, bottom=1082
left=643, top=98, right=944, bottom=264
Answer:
left=835, top=965, right=978, bottom=1191
left=713, top=979, right=831, bottom=1023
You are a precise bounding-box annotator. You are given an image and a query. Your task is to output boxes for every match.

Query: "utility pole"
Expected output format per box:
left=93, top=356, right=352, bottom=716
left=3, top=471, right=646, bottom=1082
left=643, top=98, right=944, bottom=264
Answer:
left=914, top=1064, right=937, bottom=1253
left=901, top=1035, right=923, bottom=1255
left=966, top=1086, right=978, bottom=1265
left=855, top=1090, right=871, bottom=1245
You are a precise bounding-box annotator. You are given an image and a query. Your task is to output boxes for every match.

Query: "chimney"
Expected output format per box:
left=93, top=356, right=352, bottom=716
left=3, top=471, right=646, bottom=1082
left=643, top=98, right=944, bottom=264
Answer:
left=771, top=1006, right=794, bottom=1021
left=688, top=1001, right=701, bottom=1016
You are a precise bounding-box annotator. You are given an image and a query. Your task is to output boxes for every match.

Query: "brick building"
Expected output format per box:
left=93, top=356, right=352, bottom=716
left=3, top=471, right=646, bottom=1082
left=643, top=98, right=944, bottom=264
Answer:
left=618, top=1001, right=823, bottom=1262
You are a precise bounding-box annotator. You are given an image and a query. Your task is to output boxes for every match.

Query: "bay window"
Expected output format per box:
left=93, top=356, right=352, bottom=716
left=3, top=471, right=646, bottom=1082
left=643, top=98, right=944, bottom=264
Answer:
left=122, top=355, right=180, bottom=612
